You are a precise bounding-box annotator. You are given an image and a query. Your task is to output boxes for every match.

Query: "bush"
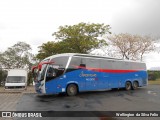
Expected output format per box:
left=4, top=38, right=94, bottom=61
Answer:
left=148, top=70, right=160, bottom=81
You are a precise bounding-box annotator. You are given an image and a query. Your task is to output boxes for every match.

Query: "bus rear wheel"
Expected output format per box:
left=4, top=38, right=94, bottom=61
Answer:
left=67, top=84, right=78, bottom=96
left=125, top=81, right=132, bottom=91
left=132, top=81, right=139, bottom=90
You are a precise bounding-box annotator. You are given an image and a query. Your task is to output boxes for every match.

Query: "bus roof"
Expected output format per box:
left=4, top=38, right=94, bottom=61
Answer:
left=44, top=53, right=144, bottom=62
left=73, top=53, right=123, bottom=60
left=44, top=53, right=122, bottom=60
left=43, top=53, right=145, bottom=64
left=42, top=53, right=144, bottom=63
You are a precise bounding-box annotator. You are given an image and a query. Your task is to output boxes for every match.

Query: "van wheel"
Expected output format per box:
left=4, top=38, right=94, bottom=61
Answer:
left=125, top=81, right=132, bottom=91
left=67, top=84, right=77, bottom=96
left=132, top=81, right=138, bottom=90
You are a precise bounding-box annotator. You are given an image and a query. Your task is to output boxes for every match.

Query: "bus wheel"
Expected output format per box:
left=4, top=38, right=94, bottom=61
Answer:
left=125, top=81, right=132, bottom=91
left=67, top=84, right=78, bottom=96
left=132, top=81, right=138, bottom=90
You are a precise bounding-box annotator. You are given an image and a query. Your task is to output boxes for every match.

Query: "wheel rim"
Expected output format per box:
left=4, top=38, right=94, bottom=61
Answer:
left=126, top=82, right=131, bottom=90
left=67, top=85, right=77, bottom=96
left=70, top=87, right=75, bottom=94
left=133, top=82, right=138, bottom=89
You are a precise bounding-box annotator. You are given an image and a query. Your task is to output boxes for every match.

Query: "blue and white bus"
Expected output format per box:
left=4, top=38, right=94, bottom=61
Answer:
left=32, top=53, right=148, bottom=96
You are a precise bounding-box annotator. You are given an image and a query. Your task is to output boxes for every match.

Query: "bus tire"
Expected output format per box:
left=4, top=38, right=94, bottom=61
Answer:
left=125, top=81, right=132, bottom=91
left=132, top=81, right=139, bottom=90
left=66, top=84, right=78, bottom=96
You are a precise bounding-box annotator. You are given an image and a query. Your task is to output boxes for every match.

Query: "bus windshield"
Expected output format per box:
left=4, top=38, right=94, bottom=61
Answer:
left=35, top=56, right=68, bottom=82
left=37, top=63, right=48, bottom=81
left=36, top=59, right=50, bottom=81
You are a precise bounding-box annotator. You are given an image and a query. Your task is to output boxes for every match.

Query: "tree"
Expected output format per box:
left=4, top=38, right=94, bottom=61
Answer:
left=36, top=41, right=67, bottom=60
left=53, top=22, right=111, bottom=53
left=0, top=42, right=33, bottom=69
left=0, top=68, right=7, bottom=87
left=27, top=71, right=33, bottom=86
left=138, top=35, right=156, bottom=61
left=107, top=33, right=155, bottom=61
left=37, top=23, right=111, bottom=60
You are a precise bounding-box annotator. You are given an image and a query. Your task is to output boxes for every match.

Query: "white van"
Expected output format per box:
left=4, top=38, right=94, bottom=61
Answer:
left=5, top=69, right=28, bottom=89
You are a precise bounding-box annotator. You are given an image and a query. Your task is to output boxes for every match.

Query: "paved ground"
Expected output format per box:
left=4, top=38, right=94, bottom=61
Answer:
left=17, top=85, right=160, bottom=111
left=0, top=85, right=160, bottom=120
left=0, top=86, right=35, bottom=120
left=17, top=85, right=160, bottom=120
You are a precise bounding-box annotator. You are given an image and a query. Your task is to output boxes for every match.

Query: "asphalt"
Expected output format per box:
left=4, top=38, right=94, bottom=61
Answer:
left=14, top=85, right=160, bottom=120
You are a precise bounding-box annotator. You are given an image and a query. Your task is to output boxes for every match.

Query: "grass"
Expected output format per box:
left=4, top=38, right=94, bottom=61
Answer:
left=148, top=79, right=160, bottom=85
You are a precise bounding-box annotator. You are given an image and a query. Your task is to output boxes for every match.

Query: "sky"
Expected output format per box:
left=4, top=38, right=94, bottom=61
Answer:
left=0, top=0, right=160, bottom=69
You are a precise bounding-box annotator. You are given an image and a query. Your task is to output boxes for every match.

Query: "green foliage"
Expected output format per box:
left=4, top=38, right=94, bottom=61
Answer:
left=0, top=42, right=33, bottom=69
left=148, top=70, right=160, bottom=80
left=37, top=22, right=111, bottom=60
left=37, top=41, right=62, bottom=60
left=27, top=71, right=33, bottom=86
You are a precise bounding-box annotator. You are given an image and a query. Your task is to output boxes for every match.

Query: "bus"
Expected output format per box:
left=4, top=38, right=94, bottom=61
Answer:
left=32, top=53, right=148, bottom=96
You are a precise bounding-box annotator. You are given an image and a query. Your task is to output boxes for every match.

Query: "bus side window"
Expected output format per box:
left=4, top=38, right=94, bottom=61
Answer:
left=86, top=59, right=99, bottom=70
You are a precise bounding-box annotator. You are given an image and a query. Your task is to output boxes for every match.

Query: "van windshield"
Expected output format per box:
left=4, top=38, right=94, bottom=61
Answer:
left=7, top=76, right=25, bottom=83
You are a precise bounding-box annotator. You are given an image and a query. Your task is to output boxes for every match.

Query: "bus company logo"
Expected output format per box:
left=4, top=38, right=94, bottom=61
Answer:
left=79, top=71, right=97, bottom=77
left=2, top=112, right=12, bottom=117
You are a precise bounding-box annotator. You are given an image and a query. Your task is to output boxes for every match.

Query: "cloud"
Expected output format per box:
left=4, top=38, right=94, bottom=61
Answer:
left=111, top=0, right=160, bottom=36
left=0, top=0, right=160, bottom=67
